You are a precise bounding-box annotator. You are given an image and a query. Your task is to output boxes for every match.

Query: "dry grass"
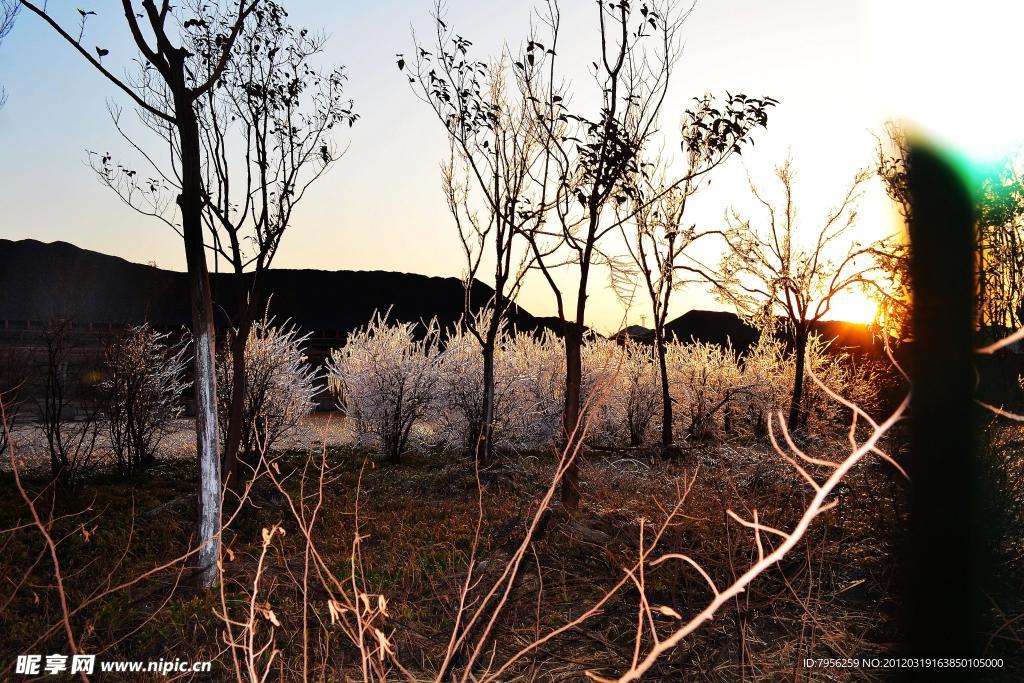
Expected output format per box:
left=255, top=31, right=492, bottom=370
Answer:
left=0, top=413, right=352, bottom=473
left=0, top=425, right=934, bottom=681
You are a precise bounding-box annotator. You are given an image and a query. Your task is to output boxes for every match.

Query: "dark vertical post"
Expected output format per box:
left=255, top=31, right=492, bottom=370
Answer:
left=904, top=145, right=982, bottom=675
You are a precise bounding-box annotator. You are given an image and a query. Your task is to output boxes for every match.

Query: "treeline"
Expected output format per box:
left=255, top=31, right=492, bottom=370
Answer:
left=3, top=313, right=882, bottom=485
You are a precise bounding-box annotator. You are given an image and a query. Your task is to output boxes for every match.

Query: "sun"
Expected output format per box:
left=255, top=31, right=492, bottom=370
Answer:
left=826, top=291, right=879, bottom=325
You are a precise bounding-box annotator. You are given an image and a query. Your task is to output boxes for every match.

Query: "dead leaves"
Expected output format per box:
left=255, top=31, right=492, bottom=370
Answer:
left=261, top=524, right=285, bottom=548
left=255, top=601, right=281, bottom=627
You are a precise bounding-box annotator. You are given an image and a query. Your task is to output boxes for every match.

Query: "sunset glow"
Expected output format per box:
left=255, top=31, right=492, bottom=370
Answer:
left=0, top=1, right=1017, bottom=676
left=825, top=290, right=879, bottom=325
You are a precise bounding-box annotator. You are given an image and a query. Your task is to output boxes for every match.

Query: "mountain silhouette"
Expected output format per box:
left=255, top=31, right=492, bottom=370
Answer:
left=0, top=239, right=875, bottom=353
left=0, top=239, right=550, bottom=337
left=615, top=310, right=876, bottom=355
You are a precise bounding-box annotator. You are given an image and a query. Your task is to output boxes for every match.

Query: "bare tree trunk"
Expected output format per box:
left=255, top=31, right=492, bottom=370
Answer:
left=174, top=90, right=221, bottom=589
left=656, top=328, right=673, bottom=450
left=787, top=328, right=807, bottom=432
left=223, top=313, right=251, bottom=494
left=561, top=324, right=583, bottom=511
left=391, top=415, right=410, bottom=466
left=561, top=230, right=596, bottom=512
left=476, top=337, right=496, bottom=464
left=387, top=386, right=406, bottom=466
left=223, top=281, right=259, bottom=495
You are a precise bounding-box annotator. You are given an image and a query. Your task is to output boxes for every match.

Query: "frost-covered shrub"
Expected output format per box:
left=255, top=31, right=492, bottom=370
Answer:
left=433, top=321, right=544, bottom=454
left=736, top=332, right=880, bottom=438
left=217, top=318, right=319, bottom=461
left=325, top=315, right=880, bottom=458
left=667, top=340, right=744, bottom=441
left=586, top=339, right=659, bottom=447
left=100, top=324, right=189, bottom=476
left=433, top=324, right=487, bottom=452
left=502, top=329, right=566, bottom=450
left=327, top=314, right=443, bottom=463
left=476, top=334, right=658, bottom=450
left=581, top=336, right=619, bottom=408
left=800, top=335, right=880, bottom=431
left=737, top=334, right=791, bottom=437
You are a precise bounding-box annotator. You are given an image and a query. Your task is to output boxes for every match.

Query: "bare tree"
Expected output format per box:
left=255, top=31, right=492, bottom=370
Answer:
left=202, top=3, right=354, bottom=490
left=509, top=0, right=774, bottom=508
left=33, top=322, right=102, bottom=490
left=713, top=157, right=876, bottom=431
left=621, top=92, right=775, bottom=450
left=404, top=8, right=549, bottom=463
left=99, top=324, right=190, bottom=477
left=506, top=0, right=692, bottom=510
left=871, top=123, right=914, bottom=340
left=0, top=1, right=18, bottom=109
left=21, top=0, right=260, bottom=587
left=92, top=1, right=355, bottom=490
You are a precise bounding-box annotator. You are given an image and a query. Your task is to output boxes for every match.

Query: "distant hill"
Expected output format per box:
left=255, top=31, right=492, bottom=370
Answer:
left=614, top=310, right=876, bottom=355
left=0, top=239, right=875, bottom=353
left=611, top=324, right=655, bottom=343
left=666, top=310, right=760, bottom=350
left=0, top=239, right=551, bottom=337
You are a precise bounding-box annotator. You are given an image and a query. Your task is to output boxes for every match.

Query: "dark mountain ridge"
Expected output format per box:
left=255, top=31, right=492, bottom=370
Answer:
left=615, top=309, right=877, bottom=356
left=0, top=239, right=548, bottom=337
left=0, top=239, right=875, bottom=353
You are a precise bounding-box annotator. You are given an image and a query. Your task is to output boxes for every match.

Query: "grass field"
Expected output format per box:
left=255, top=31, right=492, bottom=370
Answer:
left=10, top=420, right=1007, bottom=681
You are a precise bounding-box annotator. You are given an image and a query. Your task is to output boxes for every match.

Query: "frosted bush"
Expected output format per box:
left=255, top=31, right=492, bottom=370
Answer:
left=100, top=324, right=189, bottom=476
left=432, top=323, right=532, bottom=456
left=217, top=318, right=320, bottom=461
left=581, top=336, right=619, bottom=408
left=325, top=315, right=878, bottom=459
left=801, top=335, right=880, bottom=431
left=328, top=314, right=444, bottom=463
left=736, top=332, right=880, bottom=437
left=433, top=324, right=487, bottom=452
left=585, top=339, right=659, bottom=447
left=737, top=334, right=791, bottom=437
left=502, top=329, right=565, bottom=450
left=497, top=333, right=654, bottom=451
left=667, top=340, right=744, bottom=441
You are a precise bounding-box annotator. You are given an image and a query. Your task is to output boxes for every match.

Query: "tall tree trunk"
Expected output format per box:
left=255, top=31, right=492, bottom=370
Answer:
left=656, top=328, right=672, bottom=450
left=561, top=324, right=583, bottom=511
left=174, top=91, right=221, bottom=589
left=476, top=337, right=496, bottom=464
left=223, top=280, right=259, bottom=495
left=787, top=328, right=807, bottom=432
left=222, top=313, right=250, bottom=494
left=561, top=231, right=595, bottom=512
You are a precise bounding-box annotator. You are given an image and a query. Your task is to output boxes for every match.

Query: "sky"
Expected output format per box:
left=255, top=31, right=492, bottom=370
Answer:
left=0, top=1, right=1019, bottom=333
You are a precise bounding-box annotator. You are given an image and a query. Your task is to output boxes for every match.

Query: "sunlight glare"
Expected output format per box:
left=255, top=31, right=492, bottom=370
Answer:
left=827, top=290, right=879, bottom=325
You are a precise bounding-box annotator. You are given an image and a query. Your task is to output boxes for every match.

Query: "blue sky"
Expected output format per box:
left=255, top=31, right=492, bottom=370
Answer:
left=1, top=0, right=1009, bottom=332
